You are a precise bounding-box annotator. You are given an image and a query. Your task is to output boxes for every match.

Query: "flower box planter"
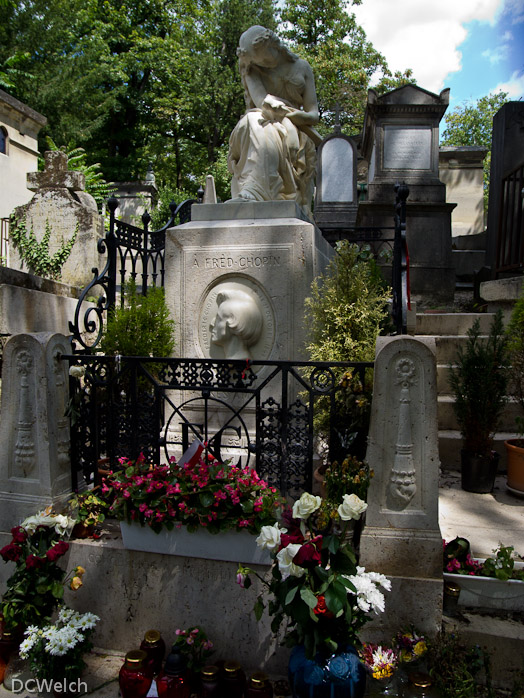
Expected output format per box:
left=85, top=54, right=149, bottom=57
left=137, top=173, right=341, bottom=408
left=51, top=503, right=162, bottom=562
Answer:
left=443, top=560, right=524, bottom=611
left=120, top=521, right=271, bottom=565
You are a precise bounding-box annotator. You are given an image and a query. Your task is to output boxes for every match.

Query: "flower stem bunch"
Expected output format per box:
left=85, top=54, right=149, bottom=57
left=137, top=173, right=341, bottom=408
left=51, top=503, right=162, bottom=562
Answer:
left=443, top=538, right=524, bottom=580
left=360, top=643, right=398, bottom=679
left=104, top=454, right=286, bottom=535
left=0, top=511, right=81, bottom=630
left=19, top=606, right=99, bottom=683
left=172, top=626, right=214, bottom=673
left=238, top=492, right=391, bottom=659
left=394, top=628, right=427, bottom=664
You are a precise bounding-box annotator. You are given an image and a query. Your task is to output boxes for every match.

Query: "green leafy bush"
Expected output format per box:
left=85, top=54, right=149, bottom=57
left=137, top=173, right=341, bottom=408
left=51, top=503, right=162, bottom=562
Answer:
left=449, top=310, right=509, bottom=457
left=99, top=280, right=176, bottom=358
left=304, top=242, right=390, bottom=461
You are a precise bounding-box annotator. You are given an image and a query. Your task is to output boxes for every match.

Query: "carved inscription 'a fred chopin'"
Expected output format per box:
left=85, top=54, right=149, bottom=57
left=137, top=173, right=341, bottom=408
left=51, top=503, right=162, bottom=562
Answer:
left=193, top=254, right=281, bottom=270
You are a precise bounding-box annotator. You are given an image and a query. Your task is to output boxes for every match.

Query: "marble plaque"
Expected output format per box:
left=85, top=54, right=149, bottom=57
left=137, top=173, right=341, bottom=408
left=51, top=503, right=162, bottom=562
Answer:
left=383, top=126, right=432, bottom=170
left=320, top=138, right=354, bottom=202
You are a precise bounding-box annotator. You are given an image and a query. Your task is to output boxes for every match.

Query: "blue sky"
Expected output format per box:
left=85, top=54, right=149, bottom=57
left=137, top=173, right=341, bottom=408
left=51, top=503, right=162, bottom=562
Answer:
left=352, top=0, right=524, bottom=119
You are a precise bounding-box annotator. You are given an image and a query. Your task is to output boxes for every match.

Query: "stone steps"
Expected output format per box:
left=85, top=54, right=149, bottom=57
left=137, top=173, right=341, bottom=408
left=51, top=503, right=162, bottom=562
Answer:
left=414, top=311, right=517, bottom=472
left=443, top=611, right=524, bottom=692
left=438, top=395, right=521, bottom=432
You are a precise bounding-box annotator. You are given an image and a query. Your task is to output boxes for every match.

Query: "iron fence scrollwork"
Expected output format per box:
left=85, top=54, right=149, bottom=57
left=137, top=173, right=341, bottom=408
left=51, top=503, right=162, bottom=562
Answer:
left=68, top=197, right=196, bottom=353
left=63, top=355, right=373, bottom=497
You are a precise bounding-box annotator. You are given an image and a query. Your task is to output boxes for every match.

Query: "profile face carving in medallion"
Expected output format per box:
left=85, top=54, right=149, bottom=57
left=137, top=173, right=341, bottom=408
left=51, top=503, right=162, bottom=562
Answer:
left=199, top=278, right=275, bottom=360
left=210, top=289, right=263, bottom=360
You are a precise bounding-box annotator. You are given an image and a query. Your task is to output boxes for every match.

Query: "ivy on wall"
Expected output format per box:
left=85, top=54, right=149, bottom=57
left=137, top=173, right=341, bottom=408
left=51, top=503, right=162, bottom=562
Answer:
left=9, top=216, right=78, bottom=281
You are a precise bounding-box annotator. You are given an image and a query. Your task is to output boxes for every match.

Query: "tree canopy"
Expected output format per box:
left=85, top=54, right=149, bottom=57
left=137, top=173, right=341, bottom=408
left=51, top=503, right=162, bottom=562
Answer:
left=1, top=0, right=411, bottom=198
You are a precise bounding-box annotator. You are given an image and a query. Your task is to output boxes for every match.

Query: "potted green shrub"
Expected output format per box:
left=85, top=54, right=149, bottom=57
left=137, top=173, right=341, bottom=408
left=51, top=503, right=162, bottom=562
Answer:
left=504, top=290, right=524, bottom=494
left=449, top=310, right=509, bottom=493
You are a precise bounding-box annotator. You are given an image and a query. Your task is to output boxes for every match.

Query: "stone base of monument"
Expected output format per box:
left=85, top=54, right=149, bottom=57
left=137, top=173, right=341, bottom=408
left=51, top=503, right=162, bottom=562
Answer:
left=0, top=333, right=72, bottom=531
left=357, top=200, right=456, bottom=304
left=164, top=201, right=333, bottom=362
left=359, top=528, right=443, bottom=638
left=17, top=526, right=287, bottom=676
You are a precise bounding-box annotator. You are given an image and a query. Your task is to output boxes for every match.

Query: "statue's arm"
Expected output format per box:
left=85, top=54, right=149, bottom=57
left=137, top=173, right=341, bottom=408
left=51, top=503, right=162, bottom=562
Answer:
left=284, top=61, right=319, bottom=127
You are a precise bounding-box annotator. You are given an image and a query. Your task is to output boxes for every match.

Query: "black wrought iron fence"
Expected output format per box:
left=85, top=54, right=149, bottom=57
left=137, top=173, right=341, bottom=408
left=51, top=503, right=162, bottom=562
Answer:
left=62, top=355, right=373, bottom=497
left=319, top=184, right=410, bottom=335
left=495, top=161, right=524, bottom=276
left=69, top=197, right=196, bottom=352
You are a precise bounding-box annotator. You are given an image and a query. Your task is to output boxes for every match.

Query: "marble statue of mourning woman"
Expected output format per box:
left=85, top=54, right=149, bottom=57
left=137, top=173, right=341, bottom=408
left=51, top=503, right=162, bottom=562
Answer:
left=228, top=25, right=321, bottom=212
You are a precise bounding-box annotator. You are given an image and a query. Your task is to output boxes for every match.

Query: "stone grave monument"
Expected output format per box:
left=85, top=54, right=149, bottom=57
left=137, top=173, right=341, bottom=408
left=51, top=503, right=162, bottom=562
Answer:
left=358, top=85, right=456, bottom=303
left=484, top=101, right=524, bottom=277
left=164, top=26, right=333, bottom=462
left=359, top=335, right=443, bottom=638
left=0, top=332, right=72, bottom=531
left=10, top=150, right=104, bottom=287
left=314, top=122, right=358, bottom=238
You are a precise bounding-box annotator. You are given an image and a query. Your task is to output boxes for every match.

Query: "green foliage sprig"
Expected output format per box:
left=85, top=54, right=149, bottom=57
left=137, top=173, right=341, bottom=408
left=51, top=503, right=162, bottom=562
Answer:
left=9, top=216, right=78, bottom=280
left=43, top=138, right=115, bottom=213
left=99, top=280, right=175, bottom=358
left=449, top=310, right=509, bottom=457
left=304, top=242, right=390, bottom=461
left=426, top=631, right=490, bottom=698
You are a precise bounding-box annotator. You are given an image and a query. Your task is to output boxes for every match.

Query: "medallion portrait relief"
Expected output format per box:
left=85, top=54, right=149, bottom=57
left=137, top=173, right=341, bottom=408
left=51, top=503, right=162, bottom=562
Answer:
left=199, top=278, right=275, bottom=360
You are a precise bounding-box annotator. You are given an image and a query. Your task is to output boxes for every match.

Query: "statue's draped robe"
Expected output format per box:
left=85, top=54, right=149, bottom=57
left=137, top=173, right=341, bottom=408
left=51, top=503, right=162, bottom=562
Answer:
left=228, top=64, right=316, bottom=210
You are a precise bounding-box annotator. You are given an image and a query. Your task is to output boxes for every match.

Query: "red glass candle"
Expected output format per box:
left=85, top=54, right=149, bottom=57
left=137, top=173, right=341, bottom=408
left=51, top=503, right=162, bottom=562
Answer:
left=221, top=661, right=246, bottom=698
left=156, top=647, right=191, bottom=698
left=246, top=672, right=273, bottom=698
left=140, top=629, right=166, bottom=676
left=119, top=650, right=153, bottom=698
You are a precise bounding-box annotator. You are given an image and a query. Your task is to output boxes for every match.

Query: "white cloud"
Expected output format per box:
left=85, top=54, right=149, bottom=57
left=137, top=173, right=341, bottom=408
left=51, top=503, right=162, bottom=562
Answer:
left=352, top=0, right=504, bottom=93
left=494, top=70, right=524, bottom=98
left=482, top=47, right=506, bottom=63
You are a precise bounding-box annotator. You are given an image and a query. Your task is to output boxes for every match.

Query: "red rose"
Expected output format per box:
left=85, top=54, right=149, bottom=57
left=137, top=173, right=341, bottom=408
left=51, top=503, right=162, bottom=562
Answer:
left=10, top=526, right=28, bottom=543
left=292, top=536, right=323, bottom=568
left=313, top=594, right=334, bottom=618
left=25, top=554, right=45, bottom=569
left=46, top=541, right=69, bottom=562
left=280, top=531, right=305, bottom=548
left=0, top=543, right=22, bottom=563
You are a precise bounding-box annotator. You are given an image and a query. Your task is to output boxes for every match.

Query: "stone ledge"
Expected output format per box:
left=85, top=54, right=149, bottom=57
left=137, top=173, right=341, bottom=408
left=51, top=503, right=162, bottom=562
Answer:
left=191, top=200, right=313, bottom=224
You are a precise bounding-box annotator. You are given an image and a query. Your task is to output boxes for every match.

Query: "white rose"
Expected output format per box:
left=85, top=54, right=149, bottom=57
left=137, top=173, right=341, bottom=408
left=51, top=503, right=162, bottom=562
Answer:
left=338, top=493, right=368, bottom=521
left=276, top=543, right=306, bottom=580
left=292, top=492, right=322, bottom=520
left=256, top=523, right=285, bottom=552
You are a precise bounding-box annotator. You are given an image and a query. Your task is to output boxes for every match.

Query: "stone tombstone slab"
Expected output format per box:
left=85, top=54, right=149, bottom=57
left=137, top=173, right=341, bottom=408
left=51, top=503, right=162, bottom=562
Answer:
left=361, top=84, right=450, bottom=203
left=10, top=151, right=104, bottom=287
left=315, top=134, right=358, bottom=232
left=0, top=332, right=72, bottom=532
left=359, top=335, right=442, bottom=637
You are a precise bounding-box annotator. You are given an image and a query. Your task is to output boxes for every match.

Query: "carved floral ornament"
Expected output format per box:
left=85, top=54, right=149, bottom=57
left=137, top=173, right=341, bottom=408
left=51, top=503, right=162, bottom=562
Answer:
left=395, top=357, right=416, bottom=388
left=388, top=355, right=417, bottom=510
left=16, top=350, right=33, bottom=376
